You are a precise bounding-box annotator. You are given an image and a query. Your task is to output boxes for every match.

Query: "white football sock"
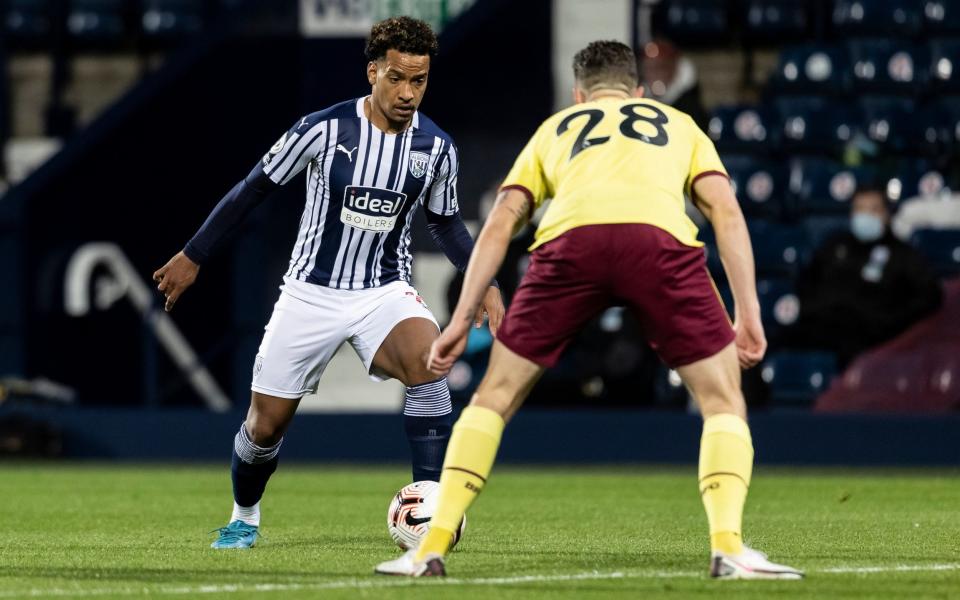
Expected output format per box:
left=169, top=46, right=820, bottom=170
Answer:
left=231, top=501, right=261, bottom=527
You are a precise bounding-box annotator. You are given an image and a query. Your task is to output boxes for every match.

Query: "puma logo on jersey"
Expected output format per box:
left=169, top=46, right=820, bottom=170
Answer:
left=337, top=144, right=358, bottom=162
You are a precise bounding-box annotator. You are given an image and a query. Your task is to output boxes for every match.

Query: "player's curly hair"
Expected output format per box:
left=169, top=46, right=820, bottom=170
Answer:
left=365, top=16, right=439, bottom=61
left=573, top=41, right=639, bottom=91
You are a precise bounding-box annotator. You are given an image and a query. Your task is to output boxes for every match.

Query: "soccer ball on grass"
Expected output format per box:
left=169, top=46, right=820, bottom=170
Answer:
left=386, top=480, right=466, bottom=550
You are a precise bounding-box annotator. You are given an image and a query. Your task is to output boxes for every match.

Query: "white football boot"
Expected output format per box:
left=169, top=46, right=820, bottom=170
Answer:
left=710, top=545, right=804, bottom=580
left=374, top=549, right=446, bottom=577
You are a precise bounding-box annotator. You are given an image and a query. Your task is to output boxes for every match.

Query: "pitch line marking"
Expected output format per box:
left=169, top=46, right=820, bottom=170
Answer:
left=3, top=564, right=958, bottom=597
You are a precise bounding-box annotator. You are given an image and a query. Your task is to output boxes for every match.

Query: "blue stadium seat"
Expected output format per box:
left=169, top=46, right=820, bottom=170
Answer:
left=773, top=96, right=860, bottom=155
left=707, top=105, right=777, bottom=153
left=885, top=159, right=947, bottom=202
left=68, top=0, right=127, bottom=41
left=743, top=0, right=809, bottom=42
left=723, top=155, right=787, bottom=219
left=803, top=215, right=850, bottom=248
left=910, top=229, right=960, bottom=275
left=761, top=351, right=838, bottom=407
left=848, top=39, right=929, bottom=94
left=4, top=0, right=53, bottom=44
left=861, top=96, right=937, bottom=155
left=772, top=44, right=850, bottom=95
left=749, top=220, right=811, bottom=276
left=932, top=96, right=960, bottom=150
left=923, top=0, right=960, bottom=33
left=757, top=278, right=799, bottom=336
left=141, top=0, right=204, bottom=38
left=929, top=38, right=960, bottom=92
left=832, top=0, right=922, bottom=36
left=655, top=0, right=729, bottom=45
left=788, top=158, right=865, bottom=216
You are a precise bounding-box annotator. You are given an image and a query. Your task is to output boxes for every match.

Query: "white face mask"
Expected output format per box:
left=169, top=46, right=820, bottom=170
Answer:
left=851, top=212, right=885, bottom=242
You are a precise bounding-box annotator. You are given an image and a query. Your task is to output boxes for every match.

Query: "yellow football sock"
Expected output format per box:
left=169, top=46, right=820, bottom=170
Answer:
left=416, top=405, right=504, bottom=561
left=698, top=413, right=753, bottom=555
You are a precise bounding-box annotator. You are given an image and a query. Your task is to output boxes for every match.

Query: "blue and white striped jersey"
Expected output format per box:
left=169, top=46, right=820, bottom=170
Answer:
left=261, top=97, right=459, bottom=290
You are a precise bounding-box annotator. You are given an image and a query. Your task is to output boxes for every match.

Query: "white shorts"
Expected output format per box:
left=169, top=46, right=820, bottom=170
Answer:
left=251, top=277, right=439, bottom=399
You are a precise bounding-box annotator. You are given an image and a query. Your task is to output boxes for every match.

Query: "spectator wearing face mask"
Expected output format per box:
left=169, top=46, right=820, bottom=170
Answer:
left=777, top=185, right=943, bottom=367
left=640, top=39, right=709, bottom=131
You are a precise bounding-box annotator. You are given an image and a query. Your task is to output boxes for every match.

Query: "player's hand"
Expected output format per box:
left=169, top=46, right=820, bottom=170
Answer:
left=152, top=251, right=200, bottom=312
left=476, top=286, right=505, bottom=335
left=427, top=320, right=471, bottom=376
left=733, top=313, right=767, bottom=370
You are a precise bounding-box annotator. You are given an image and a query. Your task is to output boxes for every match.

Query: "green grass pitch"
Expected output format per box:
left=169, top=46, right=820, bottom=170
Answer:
left=1, top=464, right=958, bottom=599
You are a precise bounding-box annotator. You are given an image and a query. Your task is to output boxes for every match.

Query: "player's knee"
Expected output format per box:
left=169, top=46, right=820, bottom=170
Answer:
left=245, top=414, right=284, bottom=447
left=471, top=380, right=521, bottom=421
left=399, top=352, right=437, bottom=387
left=698, top=392, right=746, bottom=420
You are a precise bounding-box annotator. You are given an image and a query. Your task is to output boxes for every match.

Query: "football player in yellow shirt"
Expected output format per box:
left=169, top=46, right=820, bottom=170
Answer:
left=376, top=40, right=803, bottom=580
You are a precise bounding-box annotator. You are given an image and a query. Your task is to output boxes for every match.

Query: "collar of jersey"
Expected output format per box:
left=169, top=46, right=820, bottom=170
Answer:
left=356, top=96, right=419, bottom=135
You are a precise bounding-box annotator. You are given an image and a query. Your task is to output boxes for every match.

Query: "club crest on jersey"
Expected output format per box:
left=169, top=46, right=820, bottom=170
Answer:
left=341, top=185, right=408, bottom=232
left=263, top=132, right=288, bottom=165
left=408, top=152, right=430, bottom=179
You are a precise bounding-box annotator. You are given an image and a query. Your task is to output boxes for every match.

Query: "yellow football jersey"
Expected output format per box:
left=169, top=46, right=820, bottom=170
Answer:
left=502, top=96, right=727, bottom=250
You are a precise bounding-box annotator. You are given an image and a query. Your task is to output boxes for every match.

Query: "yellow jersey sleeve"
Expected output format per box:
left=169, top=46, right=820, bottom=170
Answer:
left=501, top=124, right=550, bottom=208
left=685, top=122, right=728, bottom=197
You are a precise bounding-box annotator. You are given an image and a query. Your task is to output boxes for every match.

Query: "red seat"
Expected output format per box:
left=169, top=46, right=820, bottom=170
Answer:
left=816, top=278, right=960, bottom=413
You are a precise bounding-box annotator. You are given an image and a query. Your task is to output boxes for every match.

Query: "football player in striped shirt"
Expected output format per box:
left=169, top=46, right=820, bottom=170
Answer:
left=377, top=41, right=802, bottom=579
left=153, top=16, right=503, bottom=549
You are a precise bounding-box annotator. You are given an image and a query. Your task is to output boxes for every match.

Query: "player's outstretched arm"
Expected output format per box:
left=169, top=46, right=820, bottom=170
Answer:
left=153, top=251, right=199, bottom=312
left=152, top=165, right=278, bottom=312
left=428, top=189, right=530, bottom=375
left=693, top=175, right=766, bottom=369
left=423, top=210, right=505, bottom=333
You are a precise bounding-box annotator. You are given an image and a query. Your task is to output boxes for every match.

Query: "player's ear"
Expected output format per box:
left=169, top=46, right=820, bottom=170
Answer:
left=634, top=86, right=645, bottom=98
left=366, top=61, right=378, bottom=86
left=572, top=86, right=585, bottom=104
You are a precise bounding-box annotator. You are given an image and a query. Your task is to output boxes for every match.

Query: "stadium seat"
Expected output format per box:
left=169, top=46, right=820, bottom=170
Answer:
left=910, top=229, right=960, bottom=275
left=860, top=96, right=936, bottom=155
left=923, top=0, right=960, bottom=34
left=654, top=0, right=729, bottom=45
left=885, top=159, right=947, bottom=203
left=3, top=0, right=53, bottom=46
left=761, top=351, right=838, bottom=407
left=68, top=0, right=127, bottom=41
left=929, top=38, right=960, bottom=93
left=772, top=44, right=851, bottom=94
left=141, top=0, right=205, bottom=39
left=723, top=155, right=787, bottom=219
left=757, top=277, right=799, bottom=336
left=802, top=215, right=850, bottom=248
left=848, top=39, right=929, bottom=95
left=932, top=95, right=960, bottom=151
left=788, top=158, right=865, bottom=216
left=742, top=0, right=809, bottom=42
left=707, top=105, right=777, bottom=153
left=773, top=96, right=860, bottom=155
left=832, top=0, right=922, bottom=36
left=749, top=220, right=810, bottom=276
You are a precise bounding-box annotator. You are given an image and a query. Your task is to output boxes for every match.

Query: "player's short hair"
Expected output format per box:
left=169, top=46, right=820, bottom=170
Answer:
left=573, top=41, right=639, bottom=92
left=365, top=16, right=439, bottom=61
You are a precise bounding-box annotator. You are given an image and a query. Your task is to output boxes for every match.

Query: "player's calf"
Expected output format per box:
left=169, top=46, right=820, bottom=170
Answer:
left=403, top=377, right=453, bottom=482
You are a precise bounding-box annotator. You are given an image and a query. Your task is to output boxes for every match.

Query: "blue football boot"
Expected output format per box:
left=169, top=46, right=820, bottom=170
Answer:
left=210, top=520, right=259, bottom=549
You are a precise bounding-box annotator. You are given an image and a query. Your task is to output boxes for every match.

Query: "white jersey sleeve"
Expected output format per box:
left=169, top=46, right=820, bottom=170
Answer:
left=261, top=113, right=330, bottom=186
left=424, top=143, right=459, bottom=216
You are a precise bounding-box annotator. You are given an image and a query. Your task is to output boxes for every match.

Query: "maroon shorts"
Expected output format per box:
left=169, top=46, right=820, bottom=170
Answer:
left=497, top=224, right=735, bottom=369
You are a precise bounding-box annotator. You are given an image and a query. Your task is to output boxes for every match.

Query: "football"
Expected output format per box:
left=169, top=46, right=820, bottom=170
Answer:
left=386, top=480, right=466, bottom=550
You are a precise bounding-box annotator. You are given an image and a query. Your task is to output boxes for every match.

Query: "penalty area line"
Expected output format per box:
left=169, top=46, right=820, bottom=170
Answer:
left=3, top=563, right=959, bottom=597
